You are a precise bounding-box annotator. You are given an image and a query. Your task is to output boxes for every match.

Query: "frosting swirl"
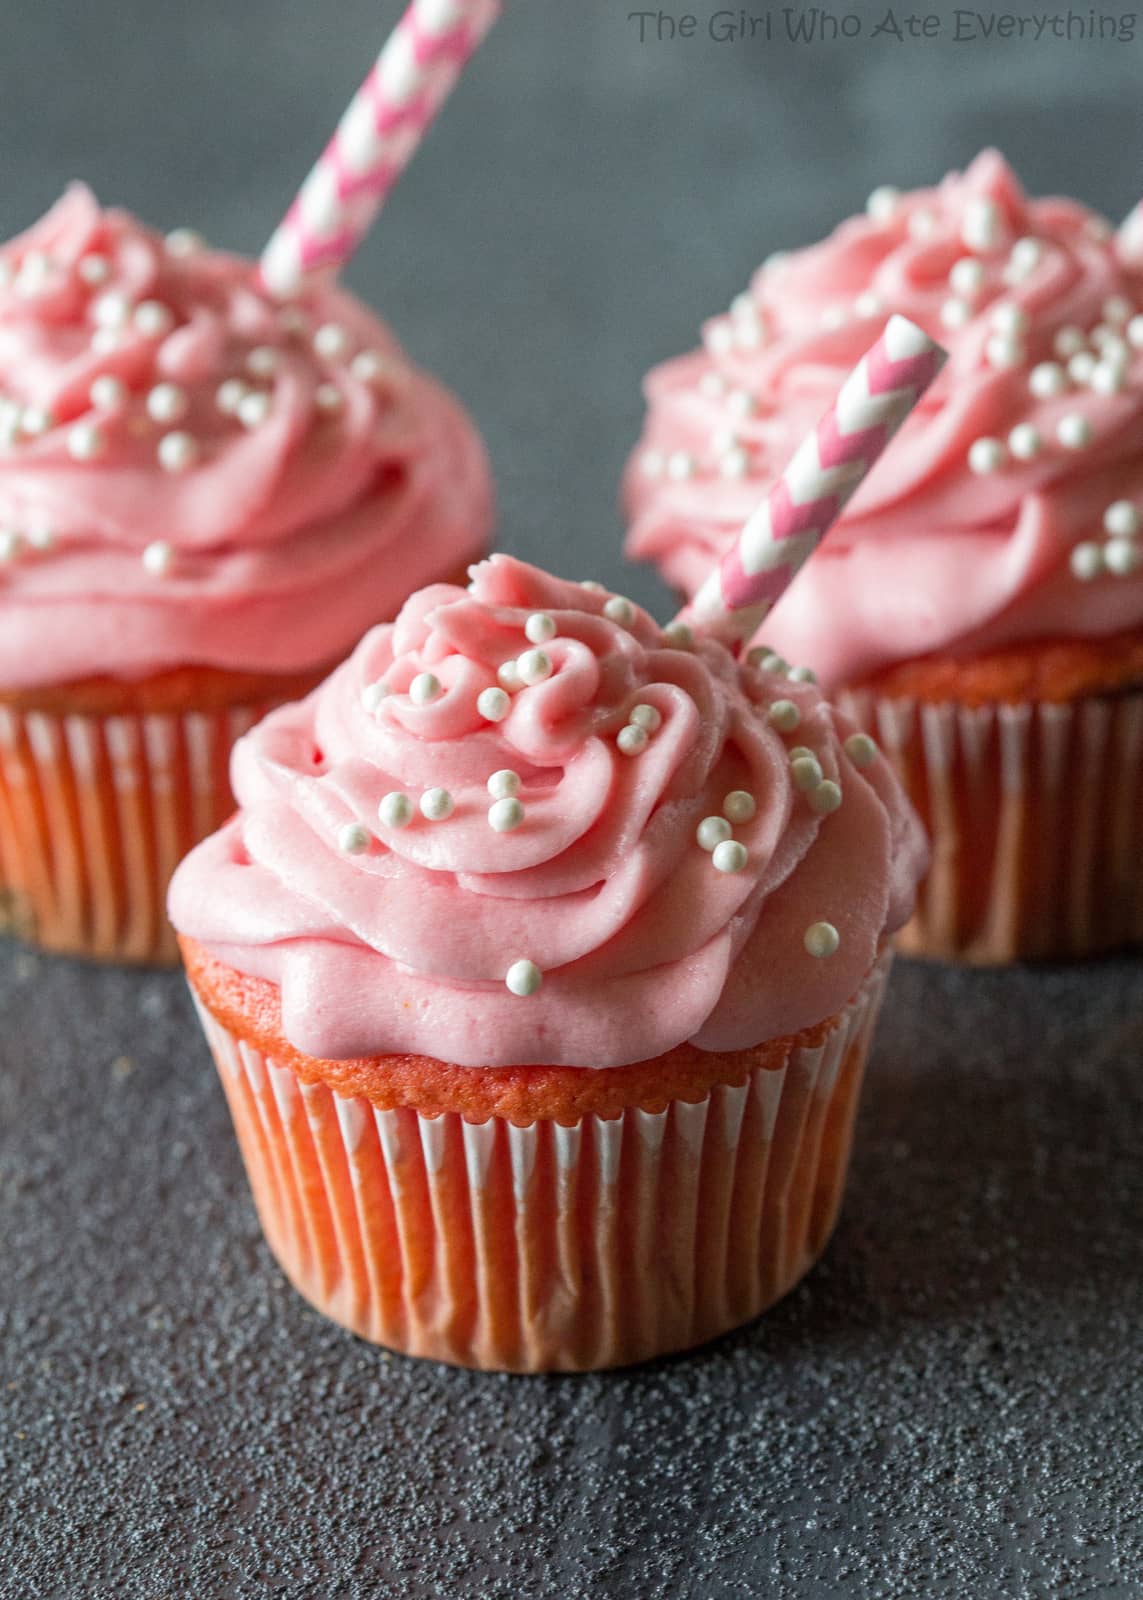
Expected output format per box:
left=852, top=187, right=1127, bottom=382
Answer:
left=169, top=556, right=926, bottom=1068
left=624, top=152, right=1143, bottom=689
left=0, top=186, right=492, bottom=689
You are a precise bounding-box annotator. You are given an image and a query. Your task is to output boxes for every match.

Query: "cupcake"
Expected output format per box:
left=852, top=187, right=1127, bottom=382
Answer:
left=0, top=185, right=492, bottom=962
left=624, top=152, right=1143, bottom=963
left=169, top=554, right=927, bottom=1371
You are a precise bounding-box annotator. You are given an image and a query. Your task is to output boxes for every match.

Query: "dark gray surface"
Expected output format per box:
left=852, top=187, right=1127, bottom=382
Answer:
left=2, top=3, right=1143, bottom=1596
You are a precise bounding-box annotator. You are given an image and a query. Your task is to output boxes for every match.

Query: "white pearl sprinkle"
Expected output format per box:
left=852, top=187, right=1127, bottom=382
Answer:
left=1128, top=315, right=1143, bottom=349
left=603, top=596, right=636, bottom=627
left=751, top=650, right=788, bottom=674
left=134, top=300, right=174, bottom=338
left=157, top=431, right=199, bottom=473
left=854, top=290, right=883, bottom=319
left=1067, top=351, right=1097, bottom=386
left=1104, top=501, right=1140, bottom=537
left=697, top=815, right=732, bottom=852
left=361, top=679, right=389, bottom=713
left=525, top=612, right=557, bottom=645
left=237, top=391, right=272, bottom=429
left=25, top=516, right=54, bottom=552
left=968, top=437, right=1006, bottom=475
left=1070, top=542, right=1104, bottom=581
left=165, top=228, right=204, bottom=257
left=141, top=539, right=175, bottom=577
left=711, top=426, right=740, bottom=456
left=1054, top=326, right=1085, bottom=359
left=477, top=686, right=511, bottom=722
left=662, top=622, right=693, bottom=650
left=78, top=253, right=111, bottom=285
left=378, top=792, right=413, bottom=829
left=1005, top=237, right=1043, bottom=280
left=246, top=346, right=279, bottom=378
left=666, top=450, right=696, bottom=482
left=730, top=292, right=755, bottom=320
left=985, top=333, right=1025, bottom=371
left=804, top=921, right=840, bottom=958
left=0, top=528, right=24, bottom=562
left=712, top=839, right=748, bottom=874
left=19, top=407, right=53, bottom=438
left=496, top=659, right=523, bottom=692
left=705, top=321, right=734, bottom=355
left=617, top=724, right=649, bottom=757
left=907, top=208, right=937, bottom=241
left=699, top=373, right=727, bottom=399
left=1105, top=539, right=1142, bottom=576
left=865, top=185, right=901, bottom=223
left=722, top=790, right=756, bottom=823
left=768, top=699, right=801, bottom=732
left=517, top=648, right=553, bottom=686
left=488, top=796, right=525, bottom=832
left=313, top=323, right=350, bottom=359
left=409, top=671, right=442, bottom=705
left=420, top=788, right=454, bottom=821
left=1029, top=362, right=1067, bottom=400
left=90, top=329, right=123, bottom=355
left=1102, top=295, right=1133, bottom=326
left=67, top=421, right=106, bottom=461
left=719, top=446, right=750, bottom=479
left=90, top=375, right=127, bottom=411
left=845, top=732, right=879, bottom=767
left=1090, top=362, right=1126, bottom=396
left=990, top=304, right=1028, bottom=336
left=809, top=780, right=843, bottom=815
left=338, top=822, right=371, bottom=855
left=92, top=291, right=131, bottom=329
left=350, top=350, right=391, bottom=384
left=790, top=754, right=824, bottom=792
left=216, top=378, right=248, bottom=415
left=581, top=581, right=608, bottom=593
left=788, top=665, right=817, bottom=684
left=1056, top=414, right=1093, bottom=451
left=629, top=704, right=662, bottom=733
left=640, top=450, right=664, bottom=478
left=505, top=959, right=542, bottom=998
left=487, top=770, right=520, bottom=799
left=727, top=388, right=757, bottom=419
left=315, top=383, right=343, bottom=414
left=961, top=197, right=1002, bottom=253
left=146, top=383, right=189, bottom=424
left=949, top=257, right=985, bottom=297
left=820, top=303, right=849, bottom=331
left=940, top=297, right=972, bottom=331
left=1007, top=424, right=1041, bottom=461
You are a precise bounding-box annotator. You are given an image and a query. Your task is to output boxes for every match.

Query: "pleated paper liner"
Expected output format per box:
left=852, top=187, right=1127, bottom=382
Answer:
left=189, top=952, right=892, bottom=1373
left=838, top=686, right=1143, bottom=964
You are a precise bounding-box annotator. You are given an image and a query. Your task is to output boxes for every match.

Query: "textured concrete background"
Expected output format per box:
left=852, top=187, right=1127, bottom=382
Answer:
left=2, top=3, right=1142, bottom=1595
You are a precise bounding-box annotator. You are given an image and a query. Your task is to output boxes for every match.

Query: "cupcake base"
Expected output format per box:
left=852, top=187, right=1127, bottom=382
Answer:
left=187, top=948, right=892, bottom=1372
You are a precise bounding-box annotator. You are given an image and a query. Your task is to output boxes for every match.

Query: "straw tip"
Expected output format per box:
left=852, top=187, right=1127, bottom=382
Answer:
left=883, top=314, right=944, bottom=362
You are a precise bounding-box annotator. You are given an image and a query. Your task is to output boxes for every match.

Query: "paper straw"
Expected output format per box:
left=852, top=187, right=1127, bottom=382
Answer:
left=259, top=0, right=501, bottom=298
left=678, top=315, right=946, bottom=647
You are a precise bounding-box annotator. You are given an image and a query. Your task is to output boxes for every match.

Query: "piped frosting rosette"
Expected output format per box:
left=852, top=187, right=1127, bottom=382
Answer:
left=170, top=556, right=927, bottom=1069
left=624, top=151, right=1143, bottom=689
left=0, top=185, right=491, bottom=690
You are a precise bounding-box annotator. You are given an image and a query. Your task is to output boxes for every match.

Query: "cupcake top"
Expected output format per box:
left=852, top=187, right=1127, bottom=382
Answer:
left=624, top=151, right=1143, bottom=690
left=169, top=555, right=927, bottom=1069
left=0, top=186, right=492, bottom=691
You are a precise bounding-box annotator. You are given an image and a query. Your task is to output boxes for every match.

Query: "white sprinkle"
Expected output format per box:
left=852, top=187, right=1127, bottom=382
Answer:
left=768, top=699, right=801, bottom=732
left=854, top=290, right=883, bottom=319
left=92, top=291, right=131, bottom=329
left=722, top=790, right=756, bottom=823
left=712, top=839, right=748, bottom=874
left=1070, top=542, right=1104, bottom=581
left=617, top=724, right=649, bottom=756
left=629, top=704, right=662, bottom=733
left=25, top=516, right=54, bottom=552
left=1056, top=414, right=1093, bottom=451
left=488, top=796, right=525, bottom=832
left=1103, top=295, right=1133, bottom=326
left=1128, top=315, right=1143, bottom=349
left=640, top=450, right=663, bottom=478
left=1029, top=362, right=1067, bottom=400
left=141, top=539, right=174, bottom=577
left=146, top=383, right=188, bottom=424
left=134, top=300, right=174, bottom=338
left=754, top=651, right=788, bottom=675
left=727, top=388, right=757, bottom=419
left=730, top=292, right=755, bottom=320
left=90, top=329, right=123, bottom=355
left=809, top=780, right=843, bottom=815
left=517, top=648, right=553, bottom=686
left=14, top=252, right=52, bottom=294
left=67, top=422, right=106, bottom=461
left=315, top=383, right=343, bottom=414
left=361, top=679, right=389, bottom=713
left=720, top=447, right=750, bottom=479
left=845, top=732, right=879, bottom=767
left=696, top=816, right=732, bottom=852
left=246, top=346, right=279, bottom=379
left=420, top=788, right=454, bottom=821
left=1007, top=424, right=1041, bottom=461
left=1105, top=539, right=1142, bottom=576
left=961, top=198, right=1002, bottom=253
left=157, top=431, right=199, bottom=473
left=78, top=253, right=111, bottom=285
left=216, top=378, right=248, bottom=415
left=948, top=258, right=985, bottom=297
left=1054, top=326, right=1085, bottom=359
left=705, top=321, right=734, bottom=355
left=1067, top=351, right=1097, bottom=385
left=409, top=671, right=442, bottom=705
left=487, top=770, right=520, bottom=799
left=865, top=185, right=901, bottom=223
left=1005, top=237, right=1043, bottom=280
left=165, top=228, right=204, bottom=257
left=313, top=322, right=350, bottom=359
left=477, top=686, right=511, bottom=722
left=907, top=208, right=937, bottom=241
left=525, top=612, right=557, bottom=645
left=496, top=659, right=522, bottom=692
left=1090, top=362, right=1126, bottom=396
left=666, top=450, right=696, bottom=481
left=711, top=426, right=740, bottom=456
left=505, top=959, right=542, bottom=998
left=90, top=375, right=127, bottom=411
left=804, top=921, right=840, bottom=958
left=580, top=581, right=608, bottom=593
left=19, top=407, right=53, bottom=438
left=985, top=333, right=1025, bottom=371
left=0, top=529, right=24, bottom=562
left=378, top=792, right=413, bottom=829
left=968, top=437, right=1006, bottom=475
left=788, top=665, right=817, bottom=684
left=820, top=303, right=849, bottom=331
left=237, top=390, right=272, bottom=429
left=350, top=350, right=391, bottom=384
left=662, top=622, right=693, bottom=650
left=940, top=298, right=972, bottom=331
left=338, top=822, right=371, bottom=855
left=990, top=303, right=1028, bottom=336
left=1104, top=500, right=1140, bottom=537
left=699, top=373, right=727, bottom=399
left=603, top=596, right=636, bottom=627
left=790, top=754, right=823, bottom=791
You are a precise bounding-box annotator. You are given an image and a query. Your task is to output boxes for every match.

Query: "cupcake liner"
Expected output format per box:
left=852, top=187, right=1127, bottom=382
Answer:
left=0, top=700, right=270, bottom=963
left=839, top=686, right=1143, bottom=963
left=191, top=953, right=891, bottom=1372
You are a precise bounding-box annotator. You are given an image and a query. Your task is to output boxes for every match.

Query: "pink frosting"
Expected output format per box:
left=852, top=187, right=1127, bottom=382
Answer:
left=169, top=556, right=927, bottom=1068
left=624, top=152, right=1143, bottom=690
left=0, top=186, right=492, bottom=690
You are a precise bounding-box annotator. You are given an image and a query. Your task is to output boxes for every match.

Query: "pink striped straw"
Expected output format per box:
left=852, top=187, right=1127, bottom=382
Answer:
left=259, top=0, right=501, bottom=298
left=677, top=315, right=946, bottom=647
